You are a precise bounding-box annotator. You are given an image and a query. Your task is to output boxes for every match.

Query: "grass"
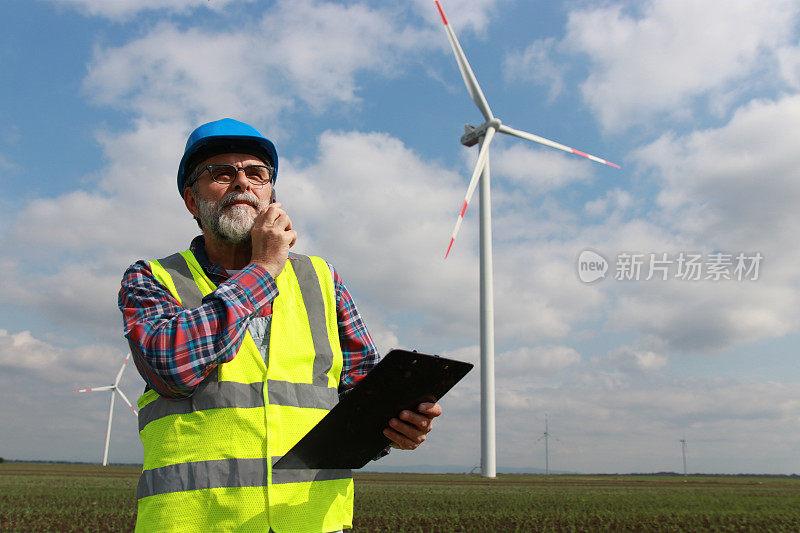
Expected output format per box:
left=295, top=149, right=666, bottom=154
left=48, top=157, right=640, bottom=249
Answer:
left=353, top=473, right=800, bottom=531
left=0, top=463, right=139, bottom=532
left=1, top=463, right=798, bottom=531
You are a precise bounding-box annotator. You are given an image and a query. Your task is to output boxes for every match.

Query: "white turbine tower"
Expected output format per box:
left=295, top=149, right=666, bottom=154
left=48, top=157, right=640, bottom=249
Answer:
left=680, top=437, right=688, bottom=476
left=74, top=353, right=138, bottom=466
left=435, top=1, right=619, bottom=478
left=537, top=414, right=551, bottom=475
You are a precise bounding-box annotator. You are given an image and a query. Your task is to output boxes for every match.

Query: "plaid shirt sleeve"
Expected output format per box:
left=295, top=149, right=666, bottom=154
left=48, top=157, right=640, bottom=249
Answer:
left=329, top=262, right=380, bottom=394
left=119, top=257, right=379, bottom=399
left=118, top=260, right=278, bottom=399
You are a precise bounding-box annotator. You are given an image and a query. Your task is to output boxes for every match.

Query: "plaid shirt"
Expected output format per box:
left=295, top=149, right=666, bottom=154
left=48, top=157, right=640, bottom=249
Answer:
left=118, top=236, right=379, bottom=399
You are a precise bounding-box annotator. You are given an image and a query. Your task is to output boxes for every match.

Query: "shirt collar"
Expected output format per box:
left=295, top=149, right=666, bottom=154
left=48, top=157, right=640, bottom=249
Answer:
left=189, top=235, right=230, bottom=283
left=190, top=234, right=296, bottom=282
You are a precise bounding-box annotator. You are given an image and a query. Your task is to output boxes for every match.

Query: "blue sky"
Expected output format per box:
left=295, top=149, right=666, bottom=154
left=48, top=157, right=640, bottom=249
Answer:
left=1, top=0, right=799, bottom=475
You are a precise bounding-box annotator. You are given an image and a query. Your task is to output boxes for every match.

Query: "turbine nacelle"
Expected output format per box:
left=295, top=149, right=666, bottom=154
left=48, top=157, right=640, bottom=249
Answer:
left=461, top=118, right=502, bottom=147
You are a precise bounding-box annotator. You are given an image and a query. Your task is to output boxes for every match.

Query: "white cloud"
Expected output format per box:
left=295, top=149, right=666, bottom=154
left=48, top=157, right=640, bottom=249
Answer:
left=637, top=94, right=800, bottom=250
left=83, top=1, right=431, bottom=122
left=606, top=344, right=667, bottom=374
left=413, top=0, right=507, bottom=34
left=561, top=0, right=800, bottom=131
left=83, top=24, right=290, bottom=125
left=584, top=188, right=634, bottom=217
left=498, top=345, right=581, bottom=376
left=48, top=0, right=246, bottom=19
left=608, top=281, right=797, bottom=353
left=776, top=45, right=800, bottom=89
left=10, top=191, right=125, bottom=251
left=491, top=142, right=594, bottom=194
left=0, top=329, right=133, bottom=386
left=260, top=0, right=430, bottom=110
left=503, top=38, right=564, bottom=100
left=571, top=216, right=797, bottom=353
left=565, top=93, right=800, bottom=353
left=0, top=152, right=16, bottom=171
left=0, top=330, right=59, bottom=372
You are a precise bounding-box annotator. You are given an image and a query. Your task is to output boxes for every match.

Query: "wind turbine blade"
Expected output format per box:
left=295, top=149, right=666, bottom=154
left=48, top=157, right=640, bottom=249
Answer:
left=74, top=386, right=113, bottom=393
left=115, top=388, right=138, bottom=416
left=114, top=353, right=131, bottom=387
left=435, top=1, right=494, bottom=121
left=103, top=391, right=115, bottom=466
left=498, top=124, right=620, bottom=168
left=445, top=127, right=497, bottom=258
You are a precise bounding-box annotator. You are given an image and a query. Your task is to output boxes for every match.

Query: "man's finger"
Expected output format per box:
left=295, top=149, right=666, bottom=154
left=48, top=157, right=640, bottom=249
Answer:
left=256, top=202, right=280, bottom=215
left=399, top=410, right=434, bottom=431
left=417, top=402, right=442, bottom=418
left=383, top=426, right=425, bottom=450
left=261, top=209, right=289, bottom=229
left=389, top=417, right=428, bottom=441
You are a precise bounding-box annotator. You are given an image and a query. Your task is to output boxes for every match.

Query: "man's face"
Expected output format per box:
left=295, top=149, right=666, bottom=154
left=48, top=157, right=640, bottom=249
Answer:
left=184, top=153, right=273, bottom=244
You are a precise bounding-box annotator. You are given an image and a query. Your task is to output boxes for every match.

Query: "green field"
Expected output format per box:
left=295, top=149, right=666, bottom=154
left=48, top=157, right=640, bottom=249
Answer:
left=1, top=462, right=799, bottom=531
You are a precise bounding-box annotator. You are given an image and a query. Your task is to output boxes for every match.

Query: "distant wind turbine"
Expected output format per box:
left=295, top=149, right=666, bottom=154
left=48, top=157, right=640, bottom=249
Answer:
left=680, top=437, right=688, bottom=476
left=537, top=413, right=560, bottom=475
left=74, top=353, right=138, bottom=466
left=434, top=0, right=619, bottom=478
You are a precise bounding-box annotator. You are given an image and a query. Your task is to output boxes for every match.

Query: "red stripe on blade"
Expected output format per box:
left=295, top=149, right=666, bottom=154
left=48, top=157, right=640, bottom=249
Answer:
left=459, top=200, right=468, bottom=217
left=445, top=238, right=454, bottom=259
left=435, top=1, right=448, bottom=25
left=572, top=149, right=588, bottom=158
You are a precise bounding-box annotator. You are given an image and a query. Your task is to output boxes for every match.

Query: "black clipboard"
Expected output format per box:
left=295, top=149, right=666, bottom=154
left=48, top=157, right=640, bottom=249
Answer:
left=273, top=349, right=473, bottom=470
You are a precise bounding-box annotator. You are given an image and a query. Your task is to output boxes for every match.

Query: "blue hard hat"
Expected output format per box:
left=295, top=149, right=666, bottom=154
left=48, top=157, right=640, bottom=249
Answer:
left=177, top=118, right=279, bottom=195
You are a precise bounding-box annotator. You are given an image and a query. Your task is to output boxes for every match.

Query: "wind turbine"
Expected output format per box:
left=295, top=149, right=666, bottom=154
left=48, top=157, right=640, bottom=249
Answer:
left=74, top=353, right=138, bottom=466
left=680, top=437, right=688, bottom=476
left=537, top=413, right=552, bottom=475
left=435, top=1, right=619, bottom=478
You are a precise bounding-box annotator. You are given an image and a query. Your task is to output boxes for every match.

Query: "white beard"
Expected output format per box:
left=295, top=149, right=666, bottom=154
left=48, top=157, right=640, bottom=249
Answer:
left=196, top=191, right=263, bottom=244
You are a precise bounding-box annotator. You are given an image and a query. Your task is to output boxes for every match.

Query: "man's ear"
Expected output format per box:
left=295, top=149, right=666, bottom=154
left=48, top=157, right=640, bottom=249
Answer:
left=184, top=187, right=200, bottom=218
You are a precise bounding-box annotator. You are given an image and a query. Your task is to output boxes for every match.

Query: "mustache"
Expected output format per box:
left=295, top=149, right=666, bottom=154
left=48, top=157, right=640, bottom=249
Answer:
left=219, top=191, right=260, bottom=210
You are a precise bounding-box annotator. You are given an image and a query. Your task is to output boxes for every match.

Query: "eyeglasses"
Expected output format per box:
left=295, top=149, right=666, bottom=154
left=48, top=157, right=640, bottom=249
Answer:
left=189, top=164, right=273, bottom=188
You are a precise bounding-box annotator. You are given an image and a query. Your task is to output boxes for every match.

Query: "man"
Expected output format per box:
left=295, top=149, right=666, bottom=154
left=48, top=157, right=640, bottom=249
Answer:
left=118, top=118, right=441, bottom=532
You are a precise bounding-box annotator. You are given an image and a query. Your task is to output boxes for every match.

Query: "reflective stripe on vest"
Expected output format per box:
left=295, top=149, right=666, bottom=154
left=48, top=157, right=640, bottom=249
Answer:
left=137, top=374, right=337, bottom=432
left=136, top=251, right=353, bottom=533
left=137, top=457, right=352, bottom=498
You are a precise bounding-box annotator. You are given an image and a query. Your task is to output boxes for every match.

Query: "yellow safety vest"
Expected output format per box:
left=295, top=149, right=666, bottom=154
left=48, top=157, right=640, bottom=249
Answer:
left=135, top=250, right=354, bottom=532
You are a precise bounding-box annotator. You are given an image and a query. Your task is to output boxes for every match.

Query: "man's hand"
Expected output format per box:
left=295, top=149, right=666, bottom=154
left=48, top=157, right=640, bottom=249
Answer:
left=250, top=202, right=297, bottom=278
left=383, top=402, right=442, bottom=450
